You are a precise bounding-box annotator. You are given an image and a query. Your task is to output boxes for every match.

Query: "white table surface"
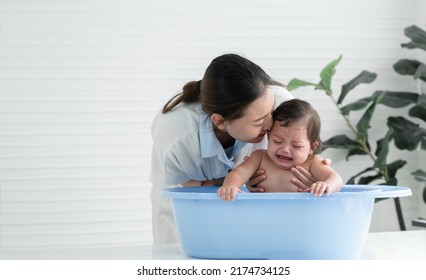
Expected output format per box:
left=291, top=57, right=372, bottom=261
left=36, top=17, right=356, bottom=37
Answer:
left=2, top=230, right=425, bottom=260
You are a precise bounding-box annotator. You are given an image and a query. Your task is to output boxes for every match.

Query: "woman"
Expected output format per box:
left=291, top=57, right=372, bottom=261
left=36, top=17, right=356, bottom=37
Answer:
left=150, top=54, right=327, bottom=244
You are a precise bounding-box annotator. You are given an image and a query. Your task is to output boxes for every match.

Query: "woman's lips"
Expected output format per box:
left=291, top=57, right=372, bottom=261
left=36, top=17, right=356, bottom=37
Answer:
left=257, top=132, right=266, bottom=138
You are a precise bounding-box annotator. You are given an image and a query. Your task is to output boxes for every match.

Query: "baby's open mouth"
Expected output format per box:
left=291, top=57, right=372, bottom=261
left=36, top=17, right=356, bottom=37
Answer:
left=277, top=155, right=292, bottom=161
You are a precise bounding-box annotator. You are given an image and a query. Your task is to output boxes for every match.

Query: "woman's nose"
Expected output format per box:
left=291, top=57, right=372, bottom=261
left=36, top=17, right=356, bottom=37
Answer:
left=263, top=115, right=273, bottom=131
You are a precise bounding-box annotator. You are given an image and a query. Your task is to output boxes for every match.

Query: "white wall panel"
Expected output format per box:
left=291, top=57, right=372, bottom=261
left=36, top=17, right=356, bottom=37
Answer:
left=0, top=0, right=425, bottom=255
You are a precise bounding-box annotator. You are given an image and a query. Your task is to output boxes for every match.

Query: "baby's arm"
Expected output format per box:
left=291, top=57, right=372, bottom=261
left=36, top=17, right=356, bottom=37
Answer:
left=218, top=150, right=264, bottom=201
left=307, top=156, right=343, bottom=196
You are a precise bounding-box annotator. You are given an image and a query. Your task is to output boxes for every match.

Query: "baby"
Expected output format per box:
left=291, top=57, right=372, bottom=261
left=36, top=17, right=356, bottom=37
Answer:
left=218, top=98, right=343, bottom=201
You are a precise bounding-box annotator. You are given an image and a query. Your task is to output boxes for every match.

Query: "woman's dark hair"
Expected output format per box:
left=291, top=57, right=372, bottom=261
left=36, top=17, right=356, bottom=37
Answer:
left=272, top=99, right=322, bottom=154
left=162, top=54, right=283, bottom=120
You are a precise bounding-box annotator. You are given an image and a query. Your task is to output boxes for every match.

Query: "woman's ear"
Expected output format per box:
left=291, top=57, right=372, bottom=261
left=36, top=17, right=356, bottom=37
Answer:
left=211, top=113, right=226, bottom=130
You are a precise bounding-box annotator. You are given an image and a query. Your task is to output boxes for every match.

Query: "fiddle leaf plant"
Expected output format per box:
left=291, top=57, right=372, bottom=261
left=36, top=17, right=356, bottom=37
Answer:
left=288, top=56, right=411, bottom=187
left=288, top=62, right=410, bottom=230
left=392, top=25, right=426, bottom=205
left=286, top=25, right=426, bottom=229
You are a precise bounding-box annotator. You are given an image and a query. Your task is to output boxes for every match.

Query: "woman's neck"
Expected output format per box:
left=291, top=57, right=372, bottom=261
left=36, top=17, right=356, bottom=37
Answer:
left=214, top=127, right=235, bottom=149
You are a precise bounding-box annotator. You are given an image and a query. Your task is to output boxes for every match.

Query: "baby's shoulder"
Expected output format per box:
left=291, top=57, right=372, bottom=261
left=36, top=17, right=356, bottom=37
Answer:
left=304, top=154, right=329, bottom=169
left=251, top=149, right=267, bottom=155
left=251, top=149, right=268, bottom=158
left=246, top=149, right=269, bottom=164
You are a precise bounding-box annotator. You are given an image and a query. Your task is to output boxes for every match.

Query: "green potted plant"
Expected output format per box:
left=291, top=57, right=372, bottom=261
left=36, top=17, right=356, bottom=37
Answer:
left=286, top=25, right=426, bottom=230
left=393, top=25, right=426, bottom=227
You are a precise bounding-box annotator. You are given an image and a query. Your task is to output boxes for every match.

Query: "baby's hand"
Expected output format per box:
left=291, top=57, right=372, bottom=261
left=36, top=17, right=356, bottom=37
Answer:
left=310, top=182, right=332, bottom=196
left=217, top=186, right=243, bottom=201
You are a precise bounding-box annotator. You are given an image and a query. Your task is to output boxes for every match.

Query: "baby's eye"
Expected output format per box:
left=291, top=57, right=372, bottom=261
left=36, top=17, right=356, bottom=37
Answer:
left=272, top=140, right=282, bottom=144
left=293, top=145, right=303, bottom=149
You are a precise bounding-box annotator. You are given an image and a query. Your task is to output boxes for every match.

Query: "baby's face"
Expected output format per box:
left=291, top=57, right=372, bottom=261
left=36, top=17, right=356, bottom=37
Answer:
left=267, top=120, right=313, bottom=169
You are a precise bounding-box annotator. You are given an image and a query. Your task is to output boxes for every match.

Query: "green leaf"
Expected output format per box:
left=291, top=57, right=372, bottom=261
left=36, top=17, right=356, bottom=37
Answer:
left=358, top=174, right=382, bottom=185
left=287, top=79, right=318, bottom=91
left=338, top=71, right=377, bottom=105
left=414, top=64, right=426, bottom=80
left=423, top=187, right=426, bottom=204
left=375, top=137, right=387, bottom=157
left=340, top=97, right=373, bottom=115
left=412, top=169, right=426, bottom=183
left=406, top=94, right=426, bottom=121
left=322, top=135, right=361, bottom=149
left=374, top=91, right=419, bottom=108
left=402, top=25, right=426, bottom=51
left=393, top=59, right=420, bottom=75
left=384, top=178, right=398, bottom=186
left=315, top=81, right=326, bottom=91
left=409, top=105, right=426, bottom=122
left=320, top=55, right=342, bottom=95
left=393, top=59, right=426, bottom=82
left=345, top=148, right=368, bottom=160
left=346, top=167, right=374, bottom=184
left=418, top=94, right=426, bottom=108
left=321, top=135, right=367, bottom=160
left=374, top=128, right=393, bottom=171
left=401, top=42, right=417, bottom=49
left=346, top=177, right=356, bottom=184
left=387, top=116, right=426, bottom=150
left=356, top=94, right=382, bottom=140
left=387, top=160, right=407, bottom=179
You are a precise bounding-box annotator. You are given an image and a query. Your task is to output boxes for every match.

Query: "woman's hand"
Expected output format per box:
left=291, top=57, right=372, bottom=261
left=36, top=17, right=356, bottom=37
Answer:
left=246, top=169, right=266, bottom=192
left=243, top=157, right=331, bottom=193
left=291, top=159, right=331, bottom=191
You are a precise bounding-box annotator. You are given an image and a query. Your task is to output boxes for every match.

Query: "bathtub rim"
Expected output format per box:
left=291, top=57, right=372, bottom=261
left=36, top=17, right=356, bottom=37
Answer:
left=162, top=185, right=412, bottom=200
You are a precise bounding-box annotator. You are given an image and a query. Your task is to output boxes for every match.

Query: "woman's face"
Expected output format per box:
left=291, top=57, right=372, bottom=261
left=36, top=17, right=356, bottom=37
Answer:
left=223, top=90, right=275, bottom=143
left=267, top=120, right=313, bottom=169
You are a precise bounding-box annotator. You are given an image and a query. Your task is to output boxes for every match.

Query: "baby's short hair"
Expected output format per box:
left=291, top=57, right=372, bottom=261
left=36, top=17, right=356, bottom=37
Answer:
left=273, top=98, right=322, bottom=154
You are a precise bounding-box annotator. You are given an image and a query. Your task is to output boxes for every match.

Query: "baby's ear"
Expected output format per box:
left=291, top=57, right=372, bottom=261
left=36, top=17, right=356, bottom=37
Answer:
left=310, top=141, right=319, bottom=154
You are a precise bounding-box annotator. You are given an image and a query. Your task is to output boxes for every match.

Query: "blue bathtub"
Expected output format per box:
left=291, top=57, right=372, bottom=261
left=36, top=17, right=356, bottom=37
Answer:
left=162, top=185, right=412, bottom=260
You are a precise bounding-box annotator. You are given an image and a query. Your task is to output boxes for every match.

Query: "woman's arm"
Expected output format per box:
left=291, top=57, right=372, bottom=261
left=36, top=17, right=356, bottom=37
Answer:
left=181, top=178, right=224, bottom=187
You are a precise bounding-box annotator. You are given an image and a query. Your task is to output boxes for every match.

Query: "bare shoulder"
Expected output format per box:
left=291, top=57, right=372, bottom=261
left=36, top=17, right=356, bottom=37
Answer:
left=240, top=149, right=267, bottom=167
left=304, top=154, right=330, bottom=170
left=251, top=149, right=268, bottom=158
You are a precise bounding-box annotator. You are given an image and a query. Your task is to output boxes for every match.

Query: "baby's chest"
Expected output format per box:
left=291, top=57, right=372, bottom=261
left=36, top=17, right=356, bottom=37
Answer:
left=257, top=163, right=299, bottom=193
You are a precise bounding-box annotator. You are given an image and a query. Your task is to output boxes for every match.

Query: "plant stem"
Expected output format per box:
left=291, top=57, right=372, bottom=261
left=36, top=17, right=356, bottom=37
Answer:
left=329, top=95, right=374, bottom=158
left=328, top=94, right=389, bottom=180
